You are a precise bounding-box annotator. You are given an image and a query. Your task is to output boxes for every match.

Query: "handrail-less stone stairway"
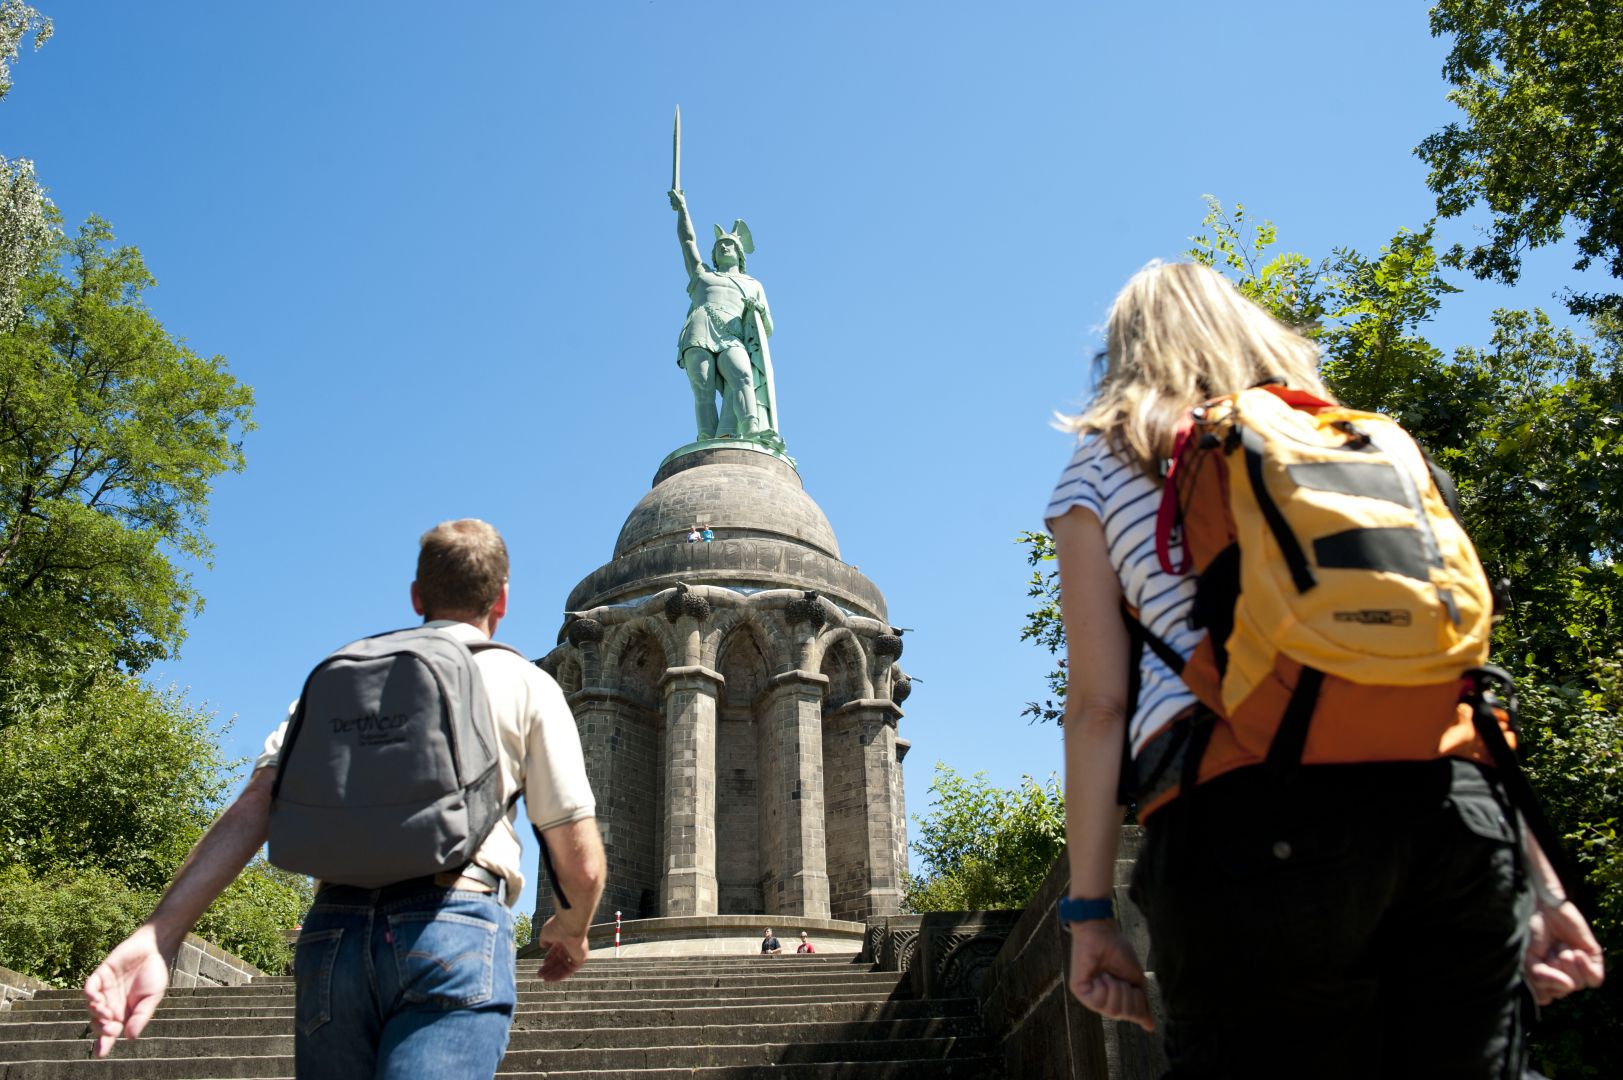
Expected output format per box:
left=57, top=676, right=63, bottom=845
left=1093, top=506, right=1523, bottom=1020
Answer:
left=0, top=954, right=1001, bottom=1078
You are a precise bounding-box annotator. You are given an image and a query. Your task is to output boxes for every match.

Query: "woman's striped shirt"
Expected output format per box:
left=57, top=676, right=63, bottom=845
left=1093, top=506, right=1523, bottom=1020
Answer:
left=1044, top=434, right=1199, bottom=755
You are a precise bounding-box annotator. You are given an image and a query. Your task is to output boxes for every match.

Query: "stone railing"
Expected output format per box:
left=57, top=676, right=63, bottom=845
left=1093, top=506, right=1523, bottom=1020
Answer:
left=861, top=910, right=1020, bottom=1001
left=864, top=827, right=1166, bottom=1079
left=168, top=934, right=265, bottom=989
left=975, top=829, right=1165, bottom=1079
left=1, top=935, right=263, bottom=1012
left=0, top=966, right=47, bottom=1012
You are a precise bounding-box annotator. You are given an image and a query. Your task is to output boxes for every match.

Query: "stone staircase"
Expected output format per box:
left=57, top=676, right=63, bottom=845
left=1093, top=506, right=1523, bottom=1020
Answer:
left=0, top=954, right=1001, bottom=1078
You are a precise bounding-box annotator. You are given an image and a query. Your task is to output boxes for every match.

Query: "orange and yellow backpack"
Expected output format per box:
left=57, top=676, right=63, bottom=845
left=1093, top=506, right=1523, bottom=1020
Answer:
left=1125, top=383, right=1582, bottom=900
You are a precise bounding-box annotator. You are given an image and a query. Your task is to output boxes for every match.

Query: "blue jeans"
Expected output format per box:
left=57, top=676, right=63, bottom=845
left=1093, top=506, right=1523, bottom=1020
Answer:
left=293, top=882, right=517, bottom=1080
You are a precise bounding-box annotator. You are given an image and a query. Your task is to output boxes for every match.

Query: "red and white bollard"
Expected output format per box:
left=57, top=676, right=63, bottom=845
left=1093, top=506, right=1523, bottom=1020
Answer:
left=615, top=911, right=622, bottom=957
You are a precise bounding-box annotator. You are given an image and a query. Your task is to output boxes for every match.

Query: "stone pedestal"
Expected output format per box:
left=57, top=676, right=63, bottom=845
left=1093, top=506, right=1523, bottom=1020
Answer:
left=660, top=665, right=723, bottom=915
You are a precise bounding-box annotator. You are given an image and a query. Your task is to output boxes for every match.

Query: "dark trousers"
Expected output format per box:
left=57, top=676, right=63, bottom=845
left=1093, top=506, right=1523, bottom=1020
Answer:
left=1132, top=760, right=1532, bottom=1079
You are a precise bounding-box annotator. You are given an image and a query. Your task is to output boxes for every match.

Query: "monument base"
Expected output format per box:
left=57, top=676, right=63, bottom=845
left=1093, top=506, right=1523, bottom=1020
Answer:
left=660, top=434, right=795, bottom=472
left=518, top=914, right=866, bottom=960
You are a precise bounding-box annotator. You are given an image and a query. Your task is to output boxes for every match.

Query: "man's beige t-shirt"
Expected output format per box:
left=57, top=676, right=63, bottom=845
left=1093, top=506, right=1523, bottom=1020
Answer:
left=254, top=620, right=595, bottom=906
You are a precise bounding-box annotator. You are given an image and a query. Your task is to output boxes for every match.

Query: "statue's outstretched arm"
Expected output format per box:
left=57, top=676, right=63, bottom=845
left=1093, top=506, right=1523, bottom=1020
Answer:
left=669, top=190, right=703, bottom=278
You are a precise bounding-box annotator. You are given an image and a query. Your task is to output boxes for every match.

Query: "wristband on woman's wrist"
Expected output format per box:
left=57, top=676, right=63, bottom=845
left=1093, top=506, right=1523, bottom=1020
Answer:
left=1057, top=895, right=1116, bottom=928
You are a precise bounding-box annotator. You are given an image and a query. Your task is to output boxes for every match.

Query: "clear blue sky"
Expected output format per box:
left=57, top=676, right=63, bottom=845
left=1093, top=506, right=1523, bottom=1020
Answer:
left=2, top=2, right=1602, bottom=900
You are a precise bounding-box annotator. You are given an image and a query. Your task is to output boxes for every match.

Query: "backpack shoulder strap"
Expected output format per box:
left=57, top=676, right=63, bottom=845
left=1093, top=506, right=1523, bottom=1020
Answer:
left=467, top=639, right=527, bottom=659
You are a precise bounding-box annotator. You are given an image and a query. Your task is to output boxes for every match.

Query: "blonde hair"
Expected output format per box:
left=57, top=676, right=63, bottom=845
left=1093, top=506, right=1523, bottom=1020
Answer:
left=415, top=519, right=509, bottom=618
left=1067, top=261, right=1330, bottom=477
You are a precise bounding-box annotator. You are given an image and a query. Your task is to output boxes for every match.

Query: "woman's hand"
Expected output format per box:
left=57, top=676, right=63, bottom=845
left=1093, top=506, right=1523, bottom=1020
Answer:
left=1068, top=919, right=1155, bottom=1031
left=1524, top=899, right=1606, bottom=1005
left=669, top=189, right=686, bottom=211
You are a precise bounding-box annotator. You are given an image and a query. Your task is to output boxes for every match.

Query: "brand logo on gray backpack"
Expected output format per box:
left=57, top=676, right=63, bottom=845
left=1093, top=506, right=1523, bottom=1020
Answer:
left=267, top=625, right=522, bottom=888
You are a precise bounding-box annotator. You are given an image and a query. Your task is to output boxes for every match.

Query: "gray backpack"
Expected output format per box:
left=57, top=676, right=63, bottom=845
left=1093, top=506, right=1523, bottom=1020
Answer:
left=267, top=625, right=522, bottom=888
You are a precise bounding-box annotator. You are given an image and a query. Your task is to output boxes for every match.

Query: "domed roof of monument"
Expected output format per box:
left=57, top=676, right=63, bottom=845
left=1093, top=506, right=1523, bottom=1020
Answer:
left=613, top=447, right=840, bottom=560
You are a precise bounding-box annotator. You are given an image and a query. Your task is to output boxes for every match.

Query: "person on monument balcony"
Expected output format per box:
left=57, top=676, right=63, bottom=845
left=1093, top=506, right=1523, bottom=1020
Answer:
left=670, top=188, right=775, bottom=442
left=82, top=519, right=609, bottom=1080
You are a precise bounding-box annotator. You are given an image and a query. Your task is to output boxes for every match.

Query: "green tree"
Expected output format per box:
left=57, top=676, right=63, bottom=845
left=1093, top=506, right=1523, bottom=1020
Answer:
left=193, top=860, right=312, bottom=976
left=0, top=673, right=231, bottom=891
left=0, top=216, right=254, bottom=701
left=1418, top=0, right=1623, bottom=317
left=905, top=764, right=1065, bottom=912
left=0, top=1, right=51, bottom=327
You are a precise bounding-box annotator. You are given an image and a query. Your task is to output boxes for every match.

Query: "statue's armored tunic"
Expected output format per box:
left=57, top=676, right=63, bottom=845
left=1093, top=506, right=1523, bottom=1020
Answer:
left=678, top=269, right=768, bottom=362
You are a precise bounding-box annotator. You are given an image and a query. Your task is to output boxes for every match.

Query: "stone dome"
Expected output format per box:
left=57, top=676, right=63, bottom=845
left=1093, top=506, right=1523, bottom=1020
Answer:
left=565, top=446, right=886, bottom=619
left=613, top=448, right=840, bottom=560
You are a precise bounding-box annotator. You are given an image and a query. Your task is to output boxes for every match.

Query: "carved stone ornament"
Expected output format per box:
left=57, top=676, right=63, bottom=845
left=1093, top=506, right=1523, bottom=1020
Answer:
left=873, top=633, right=904, bottom=659
left=784, top=591, right=827, bottom=629
left=664, top=591, right=712, bottom=621
left=937, top=934, right=1007, bottom=1000
left=891, top=672, right=912, bottom=704
left=535, top=654, right=563, bottom=677
left=565, top=617, right=605, bottom=647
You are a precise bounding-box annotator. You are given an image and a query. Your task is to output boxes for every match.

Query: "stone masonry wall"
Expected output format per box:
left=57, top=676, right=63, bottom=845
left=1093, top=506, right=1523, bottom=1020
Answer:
left=715, top=712, right=762, bottom=913
left=168, top=933, right=265, bottom=989
left=0, top=966, right=46, bottom=1011
left=976, top=831, right=1165, bottom=1080
left=822, top=713, right=868, bottom=921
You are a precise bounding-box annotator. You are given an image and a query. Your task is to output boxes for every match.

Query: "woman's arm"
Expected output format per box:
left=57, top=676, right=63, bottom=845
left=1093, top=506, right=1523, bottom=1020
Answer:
left=1053, top=504, right=1153, bottom=1031
left=669, top=190, right=703, bottom=278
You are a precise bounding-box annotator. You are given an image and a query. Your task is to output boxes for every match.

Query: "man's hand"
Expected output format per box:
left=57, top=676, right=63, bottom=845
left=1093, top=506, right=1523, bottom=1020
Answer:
left=535, top=914, right=589, bottom=983
left=1067, top=920, right=1154, bottom=1032
left=1525, top=899, right=1606, bottom=1006
left=83, top=925, right=172, bottom=1058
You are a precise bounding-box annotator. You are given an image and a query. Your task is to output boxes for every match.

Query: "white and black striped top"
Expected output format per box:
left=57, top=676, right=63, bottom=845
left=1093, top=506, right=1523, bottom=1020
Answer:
left=1045, top=434, right=1200, bottom=755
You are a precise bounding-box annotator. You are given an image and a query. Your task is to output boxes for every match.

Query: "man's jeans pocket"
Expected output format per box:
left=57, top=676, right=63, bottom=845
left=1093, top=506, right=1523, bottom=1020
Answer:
left=387, top=909, right=500, bottom=1008
left=293, top=928, right=345, bottom=1036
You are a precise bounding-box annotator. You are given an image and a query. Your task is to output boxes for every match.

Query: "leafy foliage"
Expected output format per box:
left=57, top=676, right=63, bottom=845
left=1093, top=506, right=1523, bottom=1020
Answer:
left=905, top=764, right=1065, bottom=912
left=193, top=860, right=311, bottom=976
left=513, top=912, right=533, bottom=950
left=0, top=863, right=153, bottom=988
left=0, top=2, right=51, bottom=329
left=0, top=216, right=254, bottom=699
left=1018, top=530, right=1065, bottom=725
left=0, top=673, right=231, bottom=892
left=0, top=0, right=50, bottom=103
left=1418, top=0, right=1623, bottom=317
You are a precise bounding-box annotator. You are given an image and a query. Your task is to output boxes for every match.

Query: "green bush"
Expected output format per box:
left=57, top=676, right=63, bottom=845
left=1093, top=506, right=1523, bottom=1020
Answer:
left=0, top=863, right=153, bottom=988
left=192, top=859, right=309, bottom=976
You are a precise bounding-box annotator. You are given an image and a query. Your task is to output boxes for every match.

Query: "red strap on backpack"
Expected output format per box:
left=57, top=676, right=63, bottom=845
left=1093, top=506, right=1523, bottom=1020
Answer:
left=1156, top=417, right=1197, bottom=574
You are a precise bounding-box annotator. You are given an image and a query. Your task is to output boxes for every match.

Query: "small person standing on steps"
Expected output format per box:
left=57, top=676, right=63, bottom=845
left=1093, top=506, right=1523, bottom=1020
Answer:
left=796, top=932, right=815, bottom=954
left=760, top=928, right=782, bottom=956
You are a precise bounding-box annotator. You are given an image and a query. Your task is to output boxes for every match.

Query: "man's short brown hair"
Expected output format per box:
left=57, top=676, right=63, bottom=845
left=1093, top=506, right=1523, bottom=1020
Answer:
left=416, top=519, right=509, bottom=617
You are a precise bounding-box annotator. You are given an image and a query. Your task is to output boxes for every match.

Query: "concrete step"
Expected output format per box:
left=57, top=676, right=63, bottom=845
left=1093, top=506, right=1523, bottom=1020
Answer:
left=0, top=1060, right=1002, bottom=1080
left=0, top=940, right=1001, bottom=1079
left=4, top=997, right=974, bottom=1032
left=2, top=1015, right=984, bottom=1061
left=3, top=1013, right=985, bottom=1054
left=0, top=1039, right=992, bottom=1078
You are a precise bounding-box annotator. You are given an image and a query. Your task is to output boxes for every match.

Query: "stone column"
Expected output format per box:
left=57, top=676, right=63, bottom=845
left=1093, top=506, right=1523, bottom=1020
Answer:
left=833, top=699, right=905, bottom=917
left=660, top=664, right=723, bottom=915
left=762, top=669, right=832, bottom=917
